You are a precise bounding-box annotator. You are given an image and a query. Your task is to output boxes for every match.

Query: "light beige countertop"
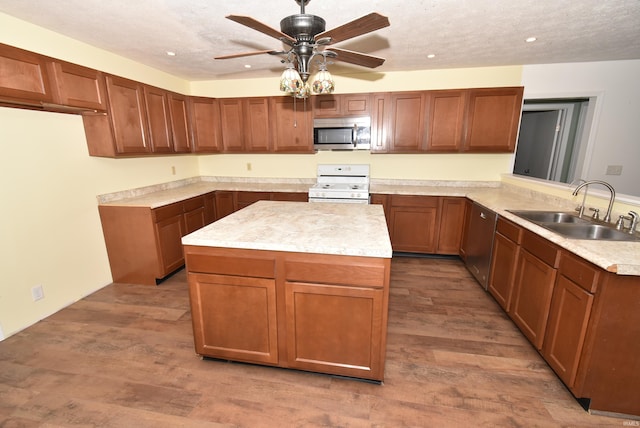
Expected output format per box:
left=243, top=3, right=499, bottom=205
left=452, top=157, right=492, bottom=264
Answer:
left=98, top=177, right=640, bottom=276
left=181, top=200, right=393, bottom=258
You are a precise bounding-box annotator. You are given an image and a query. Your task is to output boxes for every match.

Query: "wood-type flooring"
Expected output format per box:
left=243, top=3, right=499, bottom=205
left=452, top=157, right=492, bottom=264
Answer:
left=0, top=256, right=631, bottom=427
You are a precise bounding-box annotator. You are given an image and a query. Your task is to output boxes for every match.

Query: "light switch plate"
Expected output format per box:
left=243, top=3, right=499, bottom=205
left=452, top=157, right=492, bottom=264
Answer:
left=606, top=165, right=623, bottom=175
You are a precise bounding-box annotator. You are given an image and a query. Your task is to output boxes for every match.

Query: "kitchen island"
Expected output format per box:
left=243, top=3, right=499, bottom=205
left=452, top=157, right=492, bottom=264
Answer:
left=181, top=200, right=393, bottom=381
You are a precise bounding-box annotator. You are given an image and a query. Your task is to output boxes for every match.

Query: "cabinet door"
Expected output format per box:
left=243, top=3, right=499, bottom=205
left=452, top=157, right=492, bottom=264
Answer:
left=144, top=85, right=173, bottom=153
left=424, top=90, right=466, bottom=152
left=203, top=192, right=217, bottom=224
left=542, top=274, right=594, bottom=389
left=488, top=232, right=520, bottom=311
left=342, top=94, right=371, bottom=116
left=370, top=93, right=388, bottom=152
left=463, top=87, right=523, bottom=152
left=312, top=94, right=340, bottom=117
left=386, top=92, right=426, bottom=152
left=284, top=281, right=385, bottom=380
left=436, top=197, right=466, bottom=254
left=105, top=75, right=150, bottom=154
left=214, top=191, right=236, bottom=219
left=244, top=97, right=271, bottom=152
left=184, top=207, right=205, bottom=234
left=0, top=43, right=54, bottom=104
left=189, top=273, right=278, bottom=364
left=510, top=249, right=557, bottom=349
left=190, top=97, right=222, bottom=153
left=219, top=98, right=245, bottom=152
left=168, top=92, right=191, bottom=153
left=154, top=213, right=185, bottom=276
left=270, top=97, right=313, bottom=153
left=49, top=61, right=107, bottom=110
left=389, top=196, right=439, bottom=253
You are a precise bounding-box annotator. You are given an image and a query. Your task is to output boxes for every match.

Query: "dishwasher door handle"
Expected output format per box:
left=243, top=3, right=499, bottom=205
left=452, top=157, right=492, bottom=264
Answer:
left=480, top=212, right=487, bottom=220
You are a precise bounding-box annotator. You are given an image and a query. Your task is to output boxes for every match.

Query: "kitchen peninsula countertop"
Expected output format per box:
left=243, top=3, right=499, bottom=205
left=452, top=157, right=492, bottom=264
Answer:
left=97, top=177, right=640, bottom=276
left=182, top=200, right=393, bottom=258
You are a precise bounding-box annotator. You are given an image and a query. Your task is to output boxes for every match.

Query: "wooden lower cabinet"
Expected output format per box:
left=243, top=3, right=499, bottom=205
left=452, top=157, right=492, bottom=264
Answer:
left=508, top=231, right=559, bottom=350
left=99, top=194, right=213, bottom=285
left=184, top=247, right=391, bottom=381
left=486, top=217, right=640, bottom=417
left=388, top=195, right=439, bottom=253
left=436, top=197, right=466, bottom=254
left=487, top=217, right=522, bottom=311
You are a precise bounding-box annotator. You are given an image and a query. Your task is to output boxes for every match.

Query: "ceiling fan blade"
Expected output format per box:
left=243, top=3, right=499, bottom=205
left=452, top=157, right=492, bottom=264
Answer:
left=327, top=47, right=386, bottom=68
left=315, top=12, right=390, bottom=44
left=226, top=15, right=296, bottom=44
left=214, top=49, right=282, bottom=60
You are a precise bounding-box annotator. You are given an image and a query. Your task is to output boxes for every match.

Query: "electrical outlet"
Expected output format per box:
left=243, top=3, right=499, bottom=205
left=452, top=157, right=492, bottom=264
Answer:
left=606, top=165, right=623, bottom=175
left=171, top=166, right=176, bottom=175
left=31, top=285, right=44, bottom=301
left=246, top=162, right=252, bottom=171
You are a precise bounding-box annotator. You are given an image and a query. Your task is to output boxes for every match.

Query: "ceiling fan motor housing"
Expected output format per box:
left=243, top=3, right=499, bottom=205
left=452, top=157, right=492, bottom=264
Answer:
left=280, top=14, right=325, bottom=42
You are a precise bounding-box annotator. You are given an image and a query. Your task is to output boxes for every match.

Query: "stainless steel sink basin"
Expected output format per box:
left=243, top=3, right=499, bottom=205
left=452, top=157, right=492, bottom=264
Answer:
left=508, top=210, right=589, bottom=224
left=507, top=210, right=640, bottom=242
left=543, top=223, right=640, bottom=241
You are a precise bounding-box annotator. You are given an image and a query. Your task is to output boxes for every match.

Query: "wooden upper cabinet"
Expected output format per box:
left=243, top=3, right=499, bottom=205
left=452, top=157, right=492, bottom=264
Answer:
left=312, top=93, right=371, bottom=117
left=424, top=90, right=467, bottom=152
left=370, top=93, right=389, bottom=152
left=189, top=97, right=222, bottom=153
left=244, top=97, right=271, bottom=152
left=144, top=85, right=173, bottom=153
left=463, top=87, right=524, bottom=152
left=48, top=61, right=107, bottom=110
left=219, top=98, right=245, bottom=152
left=0, top=43, right=54, bottom=105
left=219, top=97, right=271, bottom=152
left=270, top=96, right=313, bottom=153
left=168, top=92, right=192, bottom=153
left=386, top=92, right=426, bottom=152
left=104, top=75, right=150, bottom=155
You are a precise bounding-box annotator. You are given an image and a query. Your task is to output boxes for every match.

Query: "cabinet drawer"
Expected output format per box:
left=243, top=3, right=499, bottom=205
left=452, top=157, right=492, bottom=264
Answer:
left=496, top=217, right=522, bottom=243
left=390, top=195, right=438, bottom=208
left=285, top=258, right=387, bottom=288
left=522, top=229, right=560, bottom=267
left=185, top=250, right=276, bottom=279
left=559, top=252, right=600, bottom=293
left=152, top=202, right=183, bottom=222
left=183, top=196, right=205, bottom=212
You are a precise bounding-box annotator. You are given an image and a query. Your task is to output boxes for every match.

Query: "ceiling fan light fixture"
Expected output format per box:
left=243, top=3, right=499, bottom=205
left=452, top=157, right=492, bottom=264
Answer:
left=280, top=62, right=303, bottom=93
left=311, top=64, right=335, bottom=94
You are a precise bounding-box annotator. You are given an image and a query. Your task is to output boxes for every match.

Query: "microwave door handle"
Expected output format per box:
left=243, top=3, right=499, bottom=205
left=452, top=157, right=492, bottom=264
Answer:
left=352, top=124, right=358, bottom=148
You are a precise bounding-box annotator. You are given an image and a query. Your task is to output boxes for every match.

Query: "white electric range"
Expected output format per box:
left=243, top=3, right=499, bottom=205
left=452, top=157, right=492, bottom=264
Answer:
left=308, top=164, right=370, bottom=204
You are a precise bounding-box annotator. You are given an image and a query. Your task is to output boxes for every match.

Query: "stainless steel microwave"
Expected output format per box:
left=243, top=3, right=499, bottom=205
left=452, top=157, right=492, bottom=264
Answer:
left=313, top=116, right=371, bottom=150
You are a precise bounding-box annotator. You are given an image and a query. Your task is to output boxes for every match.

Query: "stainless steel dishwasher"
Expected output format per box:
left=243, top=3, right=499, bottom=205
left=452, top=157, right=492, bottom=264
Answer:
left=464, top=202, right=497, bottom=289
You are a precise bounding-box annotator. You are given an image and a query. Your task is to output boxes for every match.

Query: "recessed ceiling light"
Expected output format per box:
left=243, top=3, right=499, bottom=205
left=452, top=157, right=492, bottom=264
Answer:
left=427, top=54, right=436, bottom=59
left=525, top=37, right=537, bottom=43
left=166, top=51, right=176, bottom=56
left=244, top=64, right=252, bottom=69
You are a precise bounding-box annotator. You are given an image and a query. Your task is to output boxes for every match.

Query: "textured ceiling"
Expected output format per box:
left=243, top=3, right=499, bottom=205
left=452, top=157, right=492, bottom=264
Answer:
left=1, top=0, right=639, bottom=81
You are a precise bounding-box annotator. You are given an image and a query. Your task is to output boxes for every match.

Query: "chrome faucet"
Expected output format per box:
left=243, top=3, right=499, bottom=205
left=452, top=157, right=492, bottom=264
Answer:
left=628, top=211, right=639, bottom=234
left=571, top=180, right=616, bottom=223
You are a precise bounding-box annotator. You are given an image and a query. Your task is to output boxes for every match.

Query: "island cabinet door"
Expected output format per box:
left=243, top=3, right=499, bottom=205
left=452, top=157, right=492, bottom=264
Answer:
left=188, top=273, right=279, bottom=365
left=284, top=281, right=385, bottom=381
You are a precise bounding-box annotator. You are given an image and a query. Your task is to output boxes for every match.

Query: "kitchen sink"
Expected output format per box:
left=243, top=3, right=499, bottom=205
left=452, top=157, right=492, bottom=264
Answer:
left=507, top=210, right=640, bottom=242
left=543, top=223, right=640, bottom=241
left=508, top=210, right=589, bottom=224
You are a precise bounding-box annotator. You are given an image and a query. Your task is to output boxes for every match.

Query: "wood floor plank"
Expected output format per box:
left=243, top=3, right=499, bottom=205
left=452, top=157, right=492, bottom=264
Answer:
left=0, top=256, right=630, bottom=426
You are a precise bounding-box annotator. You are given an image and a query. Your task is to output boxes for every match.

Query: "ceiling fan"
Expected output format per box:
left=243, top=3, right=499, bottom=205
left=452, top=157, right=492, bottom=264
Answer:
left=215, top=0, right=390, bottom=91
